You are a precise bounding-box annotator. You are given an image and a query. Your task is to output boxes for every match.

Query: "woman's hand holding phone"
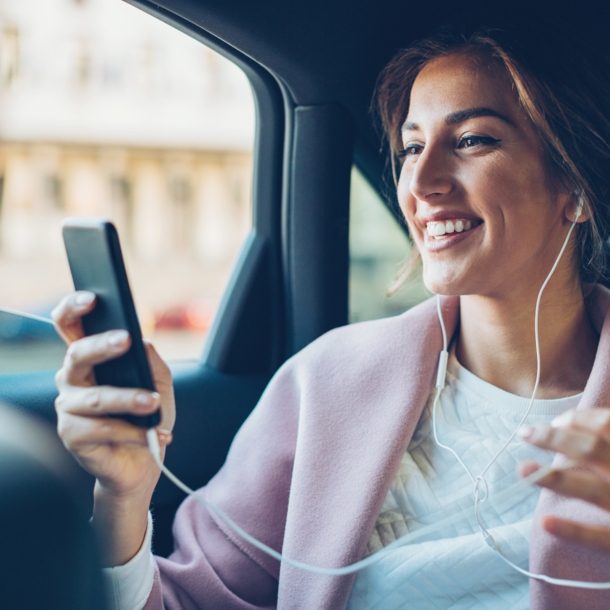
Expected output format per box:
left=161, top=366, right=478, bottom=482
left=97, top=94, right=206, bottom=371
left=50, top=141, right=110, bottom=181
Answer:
left=52, top=290, right=176, bottom=566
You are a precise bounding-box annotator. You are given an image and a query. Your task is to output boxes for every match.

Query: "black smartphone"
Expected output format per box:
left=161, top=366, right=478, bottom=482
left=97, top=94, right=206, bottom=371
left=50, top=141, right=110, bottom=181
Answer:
left=62, top=218, right=161, bottom=428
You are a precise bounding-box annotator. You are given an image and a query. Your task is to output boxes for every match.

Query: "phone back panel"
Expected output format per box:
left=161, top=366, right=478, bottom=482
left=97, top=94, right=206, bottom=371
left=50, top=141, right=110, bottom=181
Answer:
left=62, top=219, right=159, bottom=427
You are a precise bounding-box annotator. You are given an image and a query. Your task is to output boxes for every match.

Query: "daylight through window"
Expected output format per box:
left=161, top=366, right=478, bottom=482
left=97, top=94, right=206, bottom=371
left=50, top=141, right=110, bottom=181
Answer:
left=0, top=0, right=255, bottom=368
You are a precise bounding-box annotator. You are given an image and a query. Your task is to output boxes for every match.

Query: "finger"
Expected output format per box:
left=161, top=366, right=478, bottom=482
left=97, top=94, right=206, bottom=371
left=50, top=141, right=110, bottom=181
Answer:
left=542, top=516, right=610, bottom=553
left=551, top=409, right=610, bottom=444
left=518, top=424, right=610, bottom=470
left=55, top=385, right=161, bottom=418
left=519, top=460, right=542, bottom=479
left=143, top=341, right=175, bottom=430
left=51, top=292, right=97, bottom=344
left=59, top=415, right=149, bottom=451
left=143, top=341, right=172, bottom=392
left=530, top=467, right=610, bottom=512
left=60, top=330, right=131, bottom=386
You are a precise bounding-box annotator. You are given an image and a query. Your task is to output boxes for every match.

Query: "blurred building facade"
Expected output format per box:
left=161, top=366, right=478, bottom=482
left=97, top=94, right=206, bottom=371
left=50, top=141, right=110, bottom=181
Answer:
left=0, top=0, right=255, bottom=357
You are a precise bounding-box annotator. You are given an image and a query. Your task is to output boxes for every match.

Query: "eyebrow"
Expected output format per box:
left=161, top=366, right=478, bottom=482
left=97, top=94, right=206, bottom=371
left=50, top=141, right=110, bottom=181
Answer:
left=402, top=107, right=514, bottom=132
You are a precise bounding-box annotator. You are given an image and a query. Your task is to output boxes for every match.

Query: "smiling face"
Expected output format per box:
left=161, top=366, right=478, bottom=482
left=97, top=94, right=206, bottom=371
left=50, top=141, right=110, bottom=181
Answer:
left=398, top=52, right=579, bottom=298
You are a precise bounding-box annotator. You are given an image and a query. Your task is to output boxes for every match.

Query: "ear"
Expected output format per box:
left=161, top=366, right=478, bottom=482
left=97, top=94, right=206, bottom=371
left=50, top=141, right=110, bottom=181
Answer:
left=564, top=189, right=591, bottom=223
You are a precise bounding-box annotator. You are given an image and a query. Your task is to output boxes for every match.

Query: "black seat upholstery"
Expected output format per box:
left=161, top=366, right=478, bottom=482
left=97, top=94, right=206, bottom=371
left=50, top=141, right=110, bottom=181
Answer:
left=0, top=406, right=106, bottom=610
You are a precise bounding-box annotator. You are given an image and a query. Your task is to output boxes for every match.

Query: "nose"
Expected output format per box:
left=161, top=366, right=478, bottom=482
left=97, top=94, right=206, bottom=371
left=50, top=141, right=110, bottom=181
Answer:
left=407, top=145, right=453, bottom=202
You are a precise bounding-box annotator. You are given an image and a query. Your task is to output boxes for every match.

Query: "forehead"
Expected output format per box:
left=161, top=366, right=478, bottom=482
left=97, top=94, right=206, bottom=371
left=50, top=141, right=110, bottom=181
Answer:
left=406, top=53, right=520, bottom=124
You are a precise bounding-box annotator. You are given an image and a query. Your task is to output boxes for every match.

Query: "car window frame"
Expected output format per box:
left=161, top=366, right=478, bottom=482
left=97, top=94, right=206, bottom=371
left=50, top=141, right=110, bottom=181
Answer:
left=129, top=0, right=287, bottom=376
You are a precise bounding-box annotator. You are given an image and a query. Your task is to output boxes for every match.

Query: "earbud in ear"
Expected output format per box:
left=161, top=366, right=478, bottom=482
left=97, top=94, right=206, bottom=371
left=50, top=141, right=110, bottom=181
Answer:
left=573, top=188, right=584, bottom=220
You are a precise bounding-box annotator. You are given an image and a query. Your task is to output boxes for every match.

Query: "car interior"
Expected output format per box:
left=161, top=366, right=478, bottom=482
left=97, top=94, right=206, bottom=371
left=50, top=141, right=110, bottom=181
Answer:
left=0, top=0, right=602, bottom=603
left=0, top=404, right=106, bottom=609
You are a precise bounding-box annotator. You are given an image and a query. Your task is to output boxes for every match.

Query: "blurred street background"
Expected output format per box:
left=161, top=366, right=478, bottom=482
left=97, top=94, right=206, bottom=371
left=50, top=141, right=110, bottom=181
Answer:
left=0, top=0, right=254, bottom=363
left=0, top=0, right=426, bottom=371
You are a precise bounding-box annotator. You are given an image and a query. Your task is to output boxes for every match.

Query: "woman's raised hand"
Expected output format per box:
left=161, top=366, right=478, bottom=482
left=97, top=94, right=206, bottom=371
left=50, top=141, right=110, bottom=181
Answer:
left=519, top=409, right=610, bottom=551
left=52, top=291, right=176, bottom=508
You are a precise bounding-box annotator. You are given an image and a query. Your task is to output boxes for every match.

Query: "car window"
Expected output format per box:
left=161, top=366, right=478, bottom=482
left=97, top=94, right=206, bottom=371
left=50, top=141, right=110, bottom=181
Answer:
left=349, top=166, right=429, bottom=323
left=0, top=0, right=255, bottom=369
left=0, top=309, right=65, bottom=373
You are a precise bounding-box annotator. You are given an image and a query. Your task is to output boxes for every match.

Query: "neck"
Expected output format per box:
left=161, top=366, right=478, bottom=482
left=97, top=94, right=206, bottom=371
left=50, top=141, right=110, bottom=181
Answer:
left=456, top=273, right=598, bottom=399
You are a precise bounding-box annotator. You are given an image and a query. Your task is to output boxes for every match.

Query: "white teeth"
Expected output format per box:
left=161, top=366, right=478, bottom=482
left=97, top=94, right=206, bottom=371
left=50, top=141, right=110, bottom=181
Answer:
left=425, top=218, right=476, bottom=237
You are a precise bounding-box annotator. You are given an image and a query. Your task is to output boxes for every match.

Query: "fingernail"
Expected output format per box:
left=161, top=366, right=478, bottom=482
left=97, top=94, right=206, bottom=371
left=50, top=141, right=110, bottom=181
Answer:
left=518, top=425, right=535, bottom=440
left=75, top=291, right=95, bottom=306
left=158, top=432, right=173, bottom=444
left=134, top=392, right=155, bottom=410
left=108, top=329, right=129, bottom=347
left=542, top=516, right=561, bottom=535
left=157, top=428, right=171, bottom=435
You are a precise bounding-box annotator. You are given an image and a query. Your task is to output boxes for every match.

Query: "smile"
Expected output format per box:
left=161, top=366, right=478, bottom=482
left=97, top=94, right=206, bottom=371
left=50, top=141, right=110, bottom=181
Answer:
left=426, top=219, right=478, bottom=238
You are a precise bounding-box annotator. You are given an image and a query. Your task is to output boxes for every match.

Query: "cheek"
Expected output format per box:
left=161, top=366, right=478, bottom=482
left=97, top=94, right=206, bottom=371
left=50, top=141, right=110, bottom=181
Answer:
left=397, top=165, right=415, bottom=222
left=476, top=165, right=549, bottom=237
left=397, top=163, right=429, bottom=247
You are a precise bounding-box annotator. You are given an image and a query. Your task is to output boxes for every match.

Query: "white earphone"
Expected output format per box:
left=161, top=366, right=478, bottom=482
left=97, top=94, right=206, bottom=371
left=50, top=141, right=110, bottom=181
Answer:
left=433, top=194, right=610, bottom=589
left=574, top=188, right=585, bottom=219
left=145, top=188, right=608, bottom=587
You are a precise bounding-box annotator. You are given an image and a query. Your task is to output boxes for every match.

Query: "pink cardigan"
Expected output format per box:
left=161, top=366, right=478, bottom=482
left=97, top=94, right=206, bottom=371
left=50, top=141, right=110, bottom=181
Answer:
left=144, top=287, right=610, bottom=609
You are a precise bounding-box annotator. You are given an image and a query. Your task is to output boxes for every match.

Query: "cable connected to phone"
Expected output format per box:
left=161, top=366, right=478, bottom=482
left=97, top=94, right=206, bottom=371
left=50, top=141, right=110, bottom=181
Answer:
left=145, top=202, right=610, bottom=585
left=146, top=427, right=562, bottom=577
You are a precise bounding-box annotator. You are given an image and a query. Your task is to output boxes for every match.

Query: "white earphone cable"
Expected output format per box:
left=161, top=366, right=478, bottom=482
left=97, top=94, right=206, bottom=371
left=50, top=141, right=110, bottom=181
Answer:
left=432, top=297, right=477, bottom=489
left=143, top=203, right=610, bottom=586
left=146, top=428, right=571, bottom=577
left=433, top=208, right=610, bottom=589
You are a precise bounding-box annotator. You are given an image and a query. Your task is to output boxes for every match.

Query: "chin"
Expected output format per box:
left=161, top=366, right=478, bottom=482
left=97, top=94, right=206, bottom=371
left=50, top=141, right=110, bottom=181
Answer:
left=422, top=267, right=470, bottom=296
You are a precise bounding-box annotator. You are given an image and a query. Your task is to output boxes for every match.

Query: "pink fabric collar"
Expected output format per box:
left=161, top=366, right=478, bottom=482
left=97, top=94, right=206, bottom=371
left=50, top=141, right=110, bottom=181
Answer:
left=279, top=286, right=610, bottom=609
left=277, top=294, right=459, bottom=608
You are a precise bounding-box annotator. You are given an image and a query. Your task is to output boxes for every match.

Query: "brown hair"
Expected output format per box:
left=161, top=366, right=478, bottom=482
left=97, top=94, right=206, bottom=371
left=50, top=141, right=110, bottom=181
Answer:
left=374, top=25, right=610, bottom=291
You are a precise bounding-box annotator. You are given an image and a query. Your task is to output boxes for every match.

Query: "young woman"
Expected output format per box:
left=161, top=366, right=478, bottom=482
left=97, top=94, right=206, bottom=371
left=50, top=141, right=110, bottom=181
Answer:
left=52, top=27, right=610, bottom=610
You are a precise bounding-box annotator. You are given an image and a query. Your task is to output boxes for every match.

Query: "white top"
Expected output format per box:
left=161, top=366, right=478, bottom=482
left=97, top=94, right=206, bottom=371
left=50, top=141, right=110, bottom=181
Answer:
left=103, top=351, right=582, bottom=610
left=346, top=351, right=581, bottom=610
left=102, top=512, right=156, bottom=610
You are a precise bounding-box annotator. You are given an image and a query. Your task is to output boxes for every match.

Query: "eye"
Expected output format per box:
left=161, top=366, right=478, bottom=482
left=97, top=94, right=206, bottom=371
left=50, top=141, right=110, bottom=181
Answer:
left=397, top=143, right=423, bottom=158
left=456, top=135, right=500, bottom=150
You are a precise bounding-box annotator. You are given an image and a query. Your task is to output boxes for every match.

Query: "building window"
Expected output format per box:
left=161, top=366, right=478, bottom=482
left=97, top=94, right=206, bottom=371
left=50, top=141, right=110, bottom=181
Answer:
left=109, top=174, right=133, bottom=244
left=74, top=39, right=91, bottom=87
left=110, top=175, right=131, bottom=204
left=0, top=27, right=19, bottom=87
left=169, top=175, right=192, bottom=205
left=43, top=175, right=63, bottom=210
left=169, top=174, right=193, bottom=252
